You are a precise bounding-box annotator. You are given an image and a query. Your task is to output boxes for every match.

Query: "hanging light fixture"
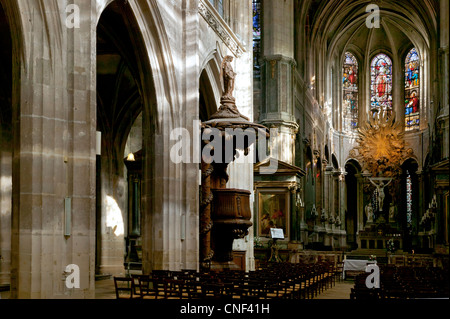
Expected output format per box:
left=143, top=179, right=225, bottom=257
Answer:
left=126, top=152, right=135, bottom=162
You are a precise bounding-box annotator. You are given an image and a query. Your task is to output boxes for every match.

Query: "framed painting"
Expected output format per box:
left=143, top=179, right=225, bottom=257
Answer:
left=257, top=189, right=289, bottom=239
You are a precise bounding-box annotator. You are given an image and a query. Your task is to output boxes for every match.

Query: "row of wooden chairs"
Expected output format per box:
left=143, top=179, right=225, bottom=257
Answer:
left=350, top=265, right=449, bottom=299
left=114, top=261, right=337, bottom=300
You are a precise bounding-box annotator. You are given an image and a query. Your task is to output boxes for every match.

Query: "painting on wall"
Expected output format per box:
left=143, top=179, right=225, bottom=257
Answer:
left=258, top=190, right=289, bottom=239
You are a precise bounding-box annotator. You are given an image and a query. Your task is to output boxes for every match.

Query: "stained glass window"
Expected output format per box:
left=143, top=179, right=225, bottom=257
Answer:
left=404, top=48, right=420, bottom=131
left=209, top=0, right=224, bottom=17
left=343, top=52, right=359, bottom=131
left=253, top=0, right=261, bottom=78
left=406, top=171, right=412, bottom=233
left=370, top=53, right=393, bottom=117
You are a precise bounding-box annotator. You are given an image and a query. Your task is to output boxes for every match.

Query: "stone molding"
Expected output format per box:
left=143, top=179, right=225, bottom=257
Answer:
left=198, top=0, right=246, bottom=58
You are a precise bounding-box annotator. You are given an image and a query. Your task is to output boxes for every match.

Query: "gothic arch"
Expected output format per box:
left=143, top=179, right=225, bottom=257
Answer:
left=119, top=0, right=182, bottom=132
left=332, top=153, right=339, bottom=169
left=344, top=158, right=362, bottom=250
left=121, top=0, right=199, bottom=272
left=344, top=158, right=362, bottom=171
left=199, top=54, right=222, bottom=121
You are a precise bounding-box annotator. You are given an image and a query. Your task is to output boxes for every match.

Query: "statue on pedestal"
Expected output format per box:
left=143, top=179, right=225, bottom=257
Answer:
left=210, top=56, right=249, bottom=120
left=365, top=204, right=374, bottom=224
left=221, top=55, right=236, bottom=100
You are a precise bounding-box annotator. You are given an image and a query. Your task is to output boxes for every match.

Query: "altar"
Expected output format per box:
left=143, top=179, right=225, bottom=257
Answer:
left=342, top=259, right=377, bottom=279
left=358, top=223, right=403, bottom=250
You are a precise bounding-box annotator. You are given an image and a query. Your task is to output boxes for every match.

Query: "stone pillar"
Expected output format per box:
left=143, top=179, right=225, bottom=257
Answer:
left=97, top=153, right=127, bottom=276
left=298, top=182, right=308, bottom=245
left=10, top=1, right=97, bottom=298
left=260, top=0, right=297, bottom=165
left=356, top=174, right=365, bottom=232
left=289, top=185, right=299, bottom=242
left=0, top=129, right=12, bottom=285
left=339, top=171, right=348, bottom=249
left=438, top=0, right=449, bottom=158
left=140, top=0, right=200, bottom=273
left=324, top=164, right=333, bottom=218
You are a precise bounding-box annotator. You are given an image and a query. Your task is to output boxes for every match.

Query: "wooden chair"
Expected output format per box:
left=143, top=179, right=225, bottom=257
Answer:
left=335, top=261, right=344, bottom=282
left=114, top=277, right=138, bottom=299
left=201, top=283, right=224, bottom=299
left=139, top=276, right=165, bottom=299
left=130, top=274, right=150, bottom=297
left=164, top=279, right=186, bottom=299
left=185, top=281, right=204, bottom=299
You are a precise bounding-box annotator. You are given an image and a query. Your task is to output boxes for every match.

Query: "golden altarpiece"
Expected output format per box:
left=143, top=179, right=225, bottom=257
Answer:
left=349, top=109, right=418, bottom=255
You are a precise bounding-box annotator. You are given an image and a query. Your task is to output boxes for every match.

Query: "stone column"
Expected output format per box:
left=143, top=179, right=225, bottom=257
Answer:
left=10, top=0, right=97, bottom=298
left=324, top=164, right=333, bottom=219
left=339, top=170, right=348, bottom=249
left=260, top=0, right=297, bottom=165
left=289, top=185, right=299, bottom=242
left=357, top=174, right=366, bottom=232
left=0, top=129, right=12, bottom=285
left=438, top=0, right=449, bottom=158
left=140, top=0, right=200, bottom=273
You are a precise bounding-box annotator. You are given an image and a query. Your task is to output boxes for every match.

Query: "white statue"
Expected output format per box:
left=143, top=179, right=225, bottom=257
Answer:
left=365, top=204, right=374, bottom=223
left=369, top=179, right=392, bottom=211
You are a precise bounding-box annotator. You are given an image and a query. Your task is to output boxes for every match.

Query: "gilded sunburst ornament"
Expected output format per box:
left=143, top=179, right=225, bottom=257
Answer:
left=352, top=110, right=412, bottom=177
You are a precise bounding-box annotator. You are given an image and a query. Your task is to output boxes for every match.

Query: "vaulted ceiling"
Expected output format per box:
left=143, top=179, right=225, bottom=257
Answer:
left=300, top=0, right=438, bottom=62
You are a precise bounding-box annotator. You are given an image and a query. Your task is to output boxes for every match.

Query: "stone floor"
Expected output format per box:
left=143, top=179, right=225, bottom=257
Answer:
left=95, top=278, right=117, bottom=299
left=313, top=280, right=354, bottom=299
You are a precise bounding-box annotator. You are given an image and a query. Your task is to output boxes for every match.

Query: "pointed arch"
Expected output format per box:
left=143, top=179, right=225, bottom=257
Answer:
left=200, top=53, right=222, bottom=122
left=342, top=51, right=359, bottom=131
left=404, top=47, right=420, bottom=131
left=370, top=53, right=393, bottom=116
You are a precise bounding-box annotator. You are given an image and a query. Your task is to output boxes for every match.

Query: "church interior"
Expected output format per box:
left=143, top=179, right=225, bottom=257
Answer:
left=0, top=0, right=448, bottom=300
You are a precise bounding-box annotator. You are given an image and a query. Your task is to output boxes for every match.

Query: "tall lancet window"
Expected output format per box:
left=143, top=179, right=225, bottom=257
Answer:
left=370, top=53, right=393, bottom=117
left=406, top=171, right=413, bottom=233
left=404, top=48, right=420, bottom=131
left=253, top=0, right=262, bottom=78
left=343, top=52, right=359, bottom=131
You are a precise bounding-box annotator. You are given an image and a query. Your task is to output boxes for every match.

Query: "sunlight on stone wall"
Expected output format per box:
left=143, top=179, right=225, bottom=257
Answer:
left=0, top=176, right=12, bottom=217
left=105, top=196, right=124, bottom=236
